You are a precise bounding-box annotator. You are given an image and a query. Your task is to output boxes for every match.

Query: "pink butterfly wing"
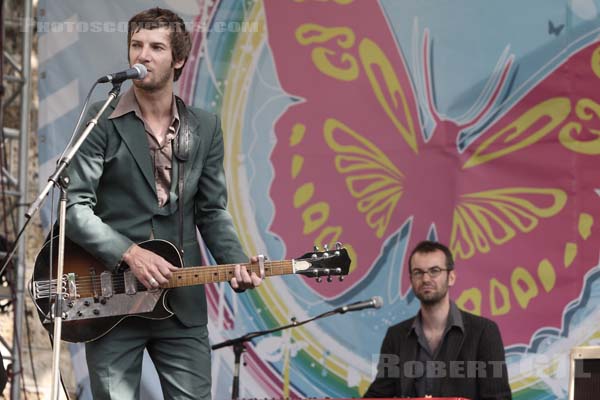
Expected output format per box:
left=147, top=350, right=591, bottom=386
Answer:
left=265, top=0, right=423, bottom=298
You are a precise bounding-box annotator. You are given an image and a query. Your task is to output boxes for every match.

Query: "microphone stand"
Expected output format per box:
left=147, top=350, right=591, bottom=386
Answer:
left=211, top=306, right=343, bottom=400
left=24, top=82, right=122, bottom=400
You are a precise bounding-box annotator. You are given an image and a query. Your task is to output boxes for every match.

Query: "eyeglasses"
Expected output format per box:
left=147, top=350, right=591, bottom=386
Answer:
left=410, top=267, right=449, bottom=279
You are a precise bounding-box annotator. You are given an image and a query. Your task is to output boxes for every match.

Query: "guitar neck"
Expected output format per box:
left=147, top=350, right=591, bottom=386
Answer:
left=164, top=260, right=295, bottom=288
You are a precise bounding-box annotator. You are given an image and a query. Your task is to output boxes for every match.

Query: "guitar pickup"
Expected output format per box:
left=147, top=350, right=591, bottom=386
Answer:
left=100, top=271, right=113, bottom=298
left=124, top=270, right=137, bottom=295
left=67, top=273, right=78, bottom=299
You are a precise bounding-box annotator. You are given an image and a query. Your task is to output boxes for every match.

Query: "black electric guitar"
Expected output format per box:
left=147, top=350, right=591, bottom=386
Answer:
left=30, top=238, right=351, bottom=343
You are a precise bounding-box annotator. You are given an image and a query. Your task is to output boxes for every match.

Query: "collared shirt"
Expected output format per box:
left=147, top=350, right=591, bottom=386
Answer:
left=109, top=87, right=180, bottom=208
left=409, top=301, right=464, bottom=397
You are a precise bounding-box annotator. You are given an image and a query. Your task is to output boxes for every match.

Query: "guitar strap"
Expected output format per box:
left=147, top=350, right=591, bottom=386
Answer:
left=174, top=96, right=190, bottom=257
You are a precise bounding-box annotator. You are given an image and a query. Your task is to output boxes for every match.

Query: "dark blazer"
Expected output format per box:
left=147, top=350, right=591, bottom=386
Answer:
left=364, top=309, right=512, bottom=399
left=65, top=95, right=247, bottom=327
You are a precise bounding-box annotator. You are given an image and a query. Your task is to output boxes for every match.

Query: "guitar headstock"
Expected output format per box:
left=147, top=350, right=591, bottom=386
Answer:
left=294, top=243, right=351, bottom=282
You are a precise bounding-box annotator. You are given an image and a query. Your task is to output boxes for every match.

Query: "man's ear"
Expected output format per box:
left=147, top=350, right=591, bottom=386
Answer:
left=448, top=270, right=456, bottom=287
left=174, top=58, right=185, bottom=70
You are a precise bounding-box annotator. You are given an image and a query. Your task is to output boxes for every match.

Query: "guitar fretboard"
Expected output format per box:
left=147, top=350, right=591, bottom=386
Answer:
left=165, top=260, right=295, bottom=288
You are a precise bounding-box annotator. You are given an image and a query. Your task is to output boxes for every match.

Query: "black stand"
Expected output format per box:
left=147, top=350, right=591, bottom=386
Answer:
left=211, top=307, right=341, bottom=400
left=23, top=83, right=122, bottom=400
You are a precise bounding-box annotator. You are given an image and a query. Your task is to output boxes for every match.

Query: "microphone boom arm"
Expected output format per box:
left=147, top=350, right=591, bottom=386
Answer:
left=212, top=297, right=382, bottom=399
left=211, top=308, right=337, bottom=351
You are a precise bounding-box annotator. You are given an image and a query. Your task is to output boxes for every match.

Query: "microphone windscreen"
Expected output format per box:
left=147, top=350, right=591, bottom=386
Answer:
left=133, top=63, right=148, bottom=79
left=372, top=296, right=384, bottom=309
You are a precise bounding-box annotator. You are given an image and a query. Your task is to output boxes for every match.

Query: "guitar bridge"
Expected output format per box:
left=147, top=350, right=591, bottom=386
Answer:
left=32, top=276, right=67, bottom=300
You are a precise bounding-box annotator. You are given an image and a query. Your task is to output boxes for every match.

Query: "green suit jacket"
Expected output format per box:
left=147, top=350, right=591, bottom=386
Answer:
left=65, top=96, right=247, bottom=327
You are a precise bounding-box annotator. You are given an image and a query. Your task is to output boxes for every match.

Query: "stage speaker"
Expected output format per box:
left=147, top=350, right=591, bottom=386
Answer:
left=569, top=346, right=600, bottom=400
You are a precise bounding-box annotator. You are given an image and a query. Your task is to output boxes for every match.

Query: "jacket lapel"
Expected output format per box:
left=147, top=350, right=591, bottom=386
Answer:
left=444, top=328, right=465, bottom=362
left=439, top=323, right=466, bottom=395
left=112, top=114, right=157, bottom=195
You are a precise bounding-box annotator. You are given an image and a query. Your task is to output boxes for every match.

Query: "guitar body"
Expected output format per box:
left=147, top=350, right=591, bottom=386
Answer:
left=31, top=238, right=183, bottom=343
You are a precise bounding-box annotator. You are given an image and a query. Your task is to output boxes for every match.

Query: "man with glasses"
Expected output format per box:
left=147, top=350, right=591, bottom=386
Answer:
left=364, top=240, right=512, bottom=399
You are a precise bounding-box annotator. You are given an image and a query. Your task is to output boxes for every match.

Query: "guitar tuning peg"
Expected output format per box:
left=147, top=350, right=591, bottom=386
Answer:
left=316, top=277, right=323, bottom=283
left=313, top=245, right=320, bottom=252
left=338, top=276, right=344, bottom=282
left=323, top=244, right=329, bottom=257
left=327, top=276, right=333, bottom=282
left=335, top=242, right=343, bottom=250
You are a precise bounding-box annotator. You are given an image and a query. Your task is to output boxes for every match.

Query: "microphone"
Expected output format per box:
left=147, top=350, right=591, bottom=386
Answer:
left=336, top=296, right=383, bottom=314
left=97, top=64, right=147, bottom=84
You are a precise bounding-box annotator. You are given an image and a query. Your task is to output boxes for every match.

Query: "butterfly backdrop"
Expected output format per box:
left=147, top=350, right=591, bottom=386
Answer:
left=36, top=0, right=600, bottom=398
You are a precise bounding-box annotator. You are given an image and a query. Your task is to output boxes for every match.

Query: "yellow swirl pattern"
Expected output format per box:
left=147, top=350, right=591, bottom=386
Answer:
left=559, top=98, right=600, bottom=154
left=295, top=23, right=359, bottom=81
left=359, top=38, right=419, bottom=154
left=591, top=45, right=600, bottom=79
left=450, top=187, right=567, bottom=260
left=323, top=118, right=404, bottom=238
left=464, top=97, right=571, bottom=168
